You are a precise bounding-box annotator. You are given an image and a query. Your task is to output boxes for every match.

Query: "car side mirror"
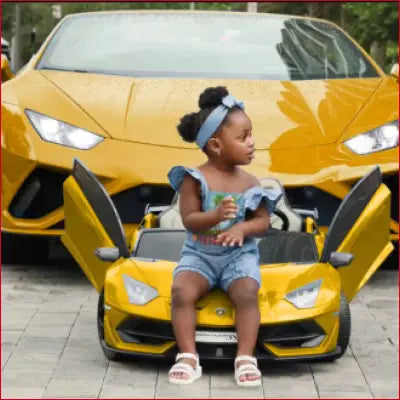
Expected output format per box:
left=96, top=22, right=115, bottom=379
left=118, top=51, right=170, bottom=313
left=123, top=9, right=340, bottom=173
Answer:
left=95, top=247, right=120, bottom=262
left=390, top=63, right=398, bottom=80
left=329, top=252, right=354, bottom=268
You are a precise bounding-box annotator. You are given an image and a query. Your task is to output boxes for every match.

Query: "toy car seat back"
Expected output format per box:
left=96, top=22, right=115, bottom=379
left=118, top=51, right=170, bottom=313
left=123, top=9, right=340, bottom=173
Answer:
left=158, top=194, right=185, bottom=230
left=72, top=158, right=130, bottom=258
left=159, top=180, right=303, bottom=231
left=320, top=166, right=382, bottom=262
left=259, top=178, right=303, bottom=231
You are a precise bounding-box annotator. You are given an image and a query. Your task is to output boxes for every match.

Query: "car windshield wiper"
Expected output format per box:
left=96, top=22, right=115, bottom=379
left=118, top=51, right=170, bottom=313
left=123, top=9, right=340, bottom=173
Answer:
left=38, top=66, right=89, bottom=73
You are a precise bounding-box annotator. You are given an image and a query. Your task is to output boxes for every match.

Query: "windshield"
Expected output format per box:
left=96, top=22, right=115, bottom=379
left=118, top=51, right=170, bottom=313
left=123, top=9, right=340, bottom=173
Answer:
left=37, top=12, right=379, bottom=80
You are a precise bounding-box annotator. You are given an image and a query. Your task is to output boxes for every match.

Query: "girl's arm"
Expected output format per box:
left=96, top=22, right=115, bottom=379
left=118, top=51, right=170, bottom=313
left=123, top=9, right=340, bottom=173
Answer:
left=179, top=175, right=237, bottom=233
left=215, top=205, right=270, bottom=247
left=235, top=205, right=270, bottom=237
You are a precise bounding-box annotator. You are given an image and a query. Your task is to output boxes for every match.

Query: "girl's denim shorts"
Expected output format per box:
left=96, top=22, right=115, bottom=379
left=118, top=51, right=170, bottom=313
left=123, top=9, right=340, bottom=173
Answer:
left=173, top=238, right=261, bottom=292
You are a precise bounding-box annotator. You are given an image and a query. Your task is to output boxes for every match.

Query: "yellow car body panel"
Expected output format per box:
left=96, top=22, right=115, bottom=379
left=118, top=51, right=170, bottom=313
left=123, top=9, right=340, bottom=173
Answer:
left=61, top=159, right=391, bottom=360
left=1, top=55, right=14, bottom=82
left=2, top=11, right=398, bottom=261
left=62, top=177, right=115, bottom=292
left=2, top=94, right=398, bottom=233
left=335, top=184, right=393, bottom=301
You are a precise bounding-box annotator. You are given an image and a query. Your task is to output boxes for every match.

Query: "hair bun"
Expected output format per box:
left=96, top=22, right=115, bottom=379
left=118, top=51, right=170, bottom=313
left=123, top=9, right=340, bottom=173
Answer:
left=177, top=112, right=199, bottom=143
left=198, top=86, right=229, bottom=110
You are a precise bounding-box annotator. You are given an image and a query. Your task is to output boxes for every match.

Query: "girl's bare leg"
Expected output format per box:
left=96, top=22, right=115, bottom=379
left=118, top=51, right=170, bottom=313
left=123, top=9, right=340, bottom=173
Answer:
left=228, top=278, right=260, bottom=382
left=170, top=271, right=210, bottom=380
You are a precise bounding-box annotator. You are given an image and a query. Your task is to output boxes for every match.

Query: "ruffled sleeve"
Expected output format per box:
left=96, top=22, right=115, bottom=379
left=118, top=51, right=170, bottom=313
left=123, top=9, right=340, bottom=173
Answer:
left=168, top=166, right=207, bottom=196
left=243, top=186, right=282, bottom=216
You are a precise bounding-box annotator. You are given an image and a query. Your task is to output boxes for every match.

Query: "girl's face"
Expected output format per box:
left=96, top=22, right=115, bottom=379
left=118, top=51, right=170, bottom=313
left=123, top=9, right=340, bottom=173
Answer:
left=210, top=110, right=255, bottom=165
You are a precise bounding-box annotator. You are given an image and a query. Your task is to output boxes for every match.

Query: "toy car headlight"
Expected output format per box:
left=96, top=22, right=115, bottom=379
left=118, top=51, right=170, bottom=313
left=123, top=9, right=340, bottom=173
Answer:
left=122, top=274, right=158, bottom=305
left=285, top=279, right=322, bottom=309
left=25, top=109, right=104, bottom=150
left=343, top=121, right=398, bottom=155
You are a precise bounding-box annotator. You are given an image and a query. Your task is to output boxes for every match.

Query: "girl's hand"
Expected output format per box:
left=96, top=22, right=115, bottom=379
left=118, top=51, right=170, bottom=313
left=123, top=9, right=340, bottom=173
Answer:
left=216, top=225, right=244, bottom=247
left=215, top=196, right=238, bottom=222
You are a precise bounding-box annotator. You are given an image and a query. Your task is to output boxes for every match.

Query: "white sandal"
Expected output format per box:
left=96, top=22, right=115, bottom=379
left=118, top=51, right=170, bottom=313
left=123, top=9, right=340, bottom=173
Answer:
left=234, top=355, right=262, bottom=387
left=168, top=352, right=202, bottom=385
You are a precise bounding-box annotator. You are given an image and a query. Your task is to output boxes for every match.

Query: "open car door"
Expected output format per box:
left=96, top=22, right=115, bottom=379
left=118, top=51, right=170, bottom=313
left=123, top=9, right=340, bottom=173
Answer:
left=320, top=167, right=393, bottom=302
left=62, top=159, right=130, bottom=292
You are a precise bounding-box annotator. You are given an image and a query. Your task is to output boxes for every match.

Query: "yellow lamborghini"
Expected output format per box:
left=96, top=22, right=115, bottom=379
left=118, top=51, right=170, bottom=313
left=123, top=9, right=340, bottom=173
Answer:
left=1, top=11, right=398, bottom=265
left=61, top=158, right=392, bottom=361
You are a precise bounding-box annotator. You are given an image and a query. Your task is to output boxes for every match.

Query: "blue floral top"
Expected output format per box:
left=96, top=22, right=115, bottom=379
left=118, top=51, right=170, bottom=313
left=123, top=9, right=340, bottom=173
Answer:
left=168, top=166, right=281, bottom=235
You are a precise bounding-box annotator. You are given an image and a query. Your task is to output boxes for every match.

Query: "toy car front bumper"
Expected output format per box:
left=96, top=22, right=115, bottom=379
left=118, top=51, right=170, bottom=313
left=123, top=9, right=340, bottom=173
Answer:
left=100, top=339, right=342, bottom=362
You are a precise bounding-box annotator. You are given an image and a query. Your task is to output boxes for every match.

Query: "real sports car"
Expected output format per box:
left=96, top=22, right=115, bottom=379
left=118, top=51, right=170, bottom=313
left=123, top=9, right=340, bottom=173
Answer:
left=1, top=11, right=398, bottom=264
left=61, top=158, right=392, bottom=361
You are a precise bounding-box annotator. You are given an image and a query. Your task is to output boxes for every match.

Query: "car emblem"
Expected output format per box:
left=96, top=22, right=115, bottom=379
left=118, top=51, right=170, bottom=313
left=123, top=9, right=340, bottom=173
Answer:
left=215, top=308, right=226, bottom=316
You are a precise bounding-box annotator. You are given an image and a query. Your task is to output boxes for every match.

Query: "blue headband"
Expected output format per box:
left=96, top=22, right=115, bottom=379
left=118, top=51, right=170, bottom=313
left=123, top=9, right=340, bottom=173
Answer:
left=195, top=94, right=245, bottom=149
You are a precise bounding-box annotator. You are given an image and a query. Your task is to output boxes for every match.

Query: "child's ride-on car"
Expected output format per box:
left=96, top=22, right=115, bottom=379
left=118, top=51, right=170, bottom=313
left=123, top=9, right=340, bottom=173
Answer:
left=61, top=159, right=392, bottom=362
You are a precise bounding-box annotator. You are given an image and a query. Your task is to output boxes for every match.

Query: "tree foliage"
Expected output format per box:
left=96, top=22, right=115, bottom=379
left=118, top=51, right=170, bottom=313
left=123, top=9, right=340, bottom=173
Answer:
left=343, top=2, right=398, bottom=68
left=1, top=1, right=398, bottom=70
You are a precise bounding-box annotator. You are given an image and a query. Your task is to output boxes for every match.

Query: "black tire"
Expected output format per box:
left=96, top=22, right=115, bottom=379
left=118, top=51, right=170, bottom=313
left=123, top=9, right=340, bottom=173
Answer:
left=325, top=292, right=351, bottom=361
left=1, top=233, right=49, bottom=265
left=97, top=289, right=120, bottom=361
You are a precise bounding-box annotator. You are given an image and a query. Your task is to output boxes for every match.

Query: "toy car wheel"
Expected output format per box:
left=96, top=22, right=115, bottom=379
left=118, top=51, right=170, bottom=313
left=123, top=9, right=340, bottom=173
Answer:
left=1, top=233, right=49, bottom=265
left=97, top=289, right=120, bottom=361
left=325, top=292, right=351, bottom=361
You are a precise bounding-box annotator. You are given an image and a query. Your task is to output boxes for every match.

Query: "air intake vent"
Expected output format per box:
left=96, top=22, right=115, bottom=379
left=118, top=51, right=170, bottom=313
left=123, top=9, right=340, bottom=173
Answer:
left=9, top=168, right=69, bottom=218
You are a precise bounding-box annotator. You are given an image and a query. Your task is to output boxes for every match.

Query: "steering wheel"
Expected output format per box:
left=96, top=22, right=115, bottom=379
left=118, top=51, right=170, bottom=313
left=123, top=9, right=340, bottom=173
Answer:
left=271, top=209, right=289, bottom=231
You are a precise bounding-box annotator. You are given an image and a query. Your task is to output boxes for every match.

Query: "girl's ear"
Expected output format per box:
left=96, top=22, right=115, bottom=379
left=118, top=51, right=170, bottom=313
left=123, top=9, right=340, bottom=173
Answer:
left=208, top=138, right=221, bottom=156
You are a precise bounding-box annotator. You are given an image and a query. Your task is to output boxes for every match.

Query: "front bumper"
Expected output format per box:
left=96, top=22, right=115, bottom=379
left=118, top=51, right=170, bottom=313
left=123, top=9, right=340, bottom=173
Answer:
left=100, top=339, right=342, bottom=362
left=102, top=309, right=340, bottom=361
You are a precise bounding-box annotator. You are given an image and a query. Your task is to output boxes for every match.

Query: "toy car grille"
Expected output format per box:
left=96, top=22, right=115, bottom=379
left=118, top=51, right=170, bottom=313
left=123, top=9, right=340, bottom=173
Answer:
left=259, top=320, right=325, bottom=348
left=116, top=316, right=324, bottom=350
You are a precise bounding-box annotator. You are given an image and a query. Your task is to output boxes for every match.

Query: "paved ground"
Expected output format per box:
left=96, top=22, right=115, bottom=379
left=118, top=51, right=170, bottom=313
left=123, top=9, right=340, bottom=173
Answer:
left=1, top=245, right=399, bottom=399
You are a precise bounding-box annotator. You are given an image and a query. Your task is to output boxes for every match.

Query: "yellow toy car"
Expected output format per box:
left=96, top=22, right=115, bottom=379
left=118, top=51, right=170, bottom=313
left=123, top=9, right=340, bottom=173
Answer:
left=61, top=158, right=392, bottom=361
left=2, top=11, right=398, bottom=265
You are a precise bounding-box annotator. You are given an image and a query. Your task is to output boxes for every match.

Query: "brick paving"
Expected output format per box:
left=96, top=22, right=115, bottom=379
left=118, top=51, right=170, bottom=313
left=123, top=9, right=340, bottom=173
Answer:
left=1, top=246, right=398, bottom=398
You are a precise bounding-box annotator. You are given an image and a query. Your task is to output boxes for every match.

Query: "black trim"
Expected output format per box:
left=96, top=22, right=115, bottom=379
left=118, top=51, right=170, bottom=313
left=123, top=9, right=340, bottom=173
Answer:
left=382, top=173, right=398, bottom=223
left=321, top=167, right=382, bottom=262
left=99, top=339, right=341, bottom=361
left=111, top=185, right=175, bottom=224
left=72, top=158, right=130, bottom=258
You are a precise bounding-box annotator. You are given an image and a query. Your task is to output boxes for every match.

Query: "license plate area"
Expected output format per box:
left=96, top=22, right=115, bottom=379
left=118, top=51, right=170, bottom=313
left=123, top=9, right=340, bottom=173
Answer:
left=195, top=330, right=237, bottom=343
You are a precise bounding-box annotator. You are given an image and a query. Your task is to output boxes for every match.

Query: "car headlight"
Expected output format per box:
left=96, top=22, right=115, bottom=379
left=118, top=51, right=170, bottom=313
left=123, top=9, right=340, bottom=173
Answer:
left=25, top=109, right=104, bottom=150
left=285, top=279, right=322, bottom=309
left=122, top=274, right=158, bottom=305
left=343, top=121, right=398, bottom=155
